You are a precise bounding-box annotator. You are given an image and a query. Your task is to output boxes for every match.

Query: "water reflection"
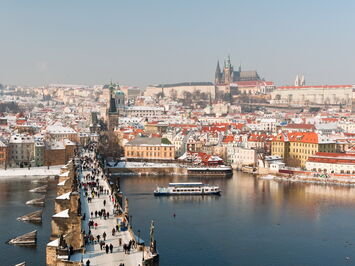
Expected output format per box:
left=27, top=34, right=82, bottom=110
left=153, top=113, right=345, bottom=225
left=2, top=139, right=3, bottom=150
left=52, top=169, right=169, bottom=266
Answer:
left=155, top=195, right=222, bottom=203
left=118, top=172, right=355, bottom=266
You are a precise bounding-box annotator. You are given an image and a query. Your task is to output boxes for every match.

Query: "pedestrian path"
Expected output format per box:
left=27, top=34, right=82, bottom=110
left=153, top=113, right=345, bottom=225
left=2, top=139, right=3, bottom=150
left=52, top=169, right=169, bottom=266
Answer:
left=71, top=152, right=144, bottom=266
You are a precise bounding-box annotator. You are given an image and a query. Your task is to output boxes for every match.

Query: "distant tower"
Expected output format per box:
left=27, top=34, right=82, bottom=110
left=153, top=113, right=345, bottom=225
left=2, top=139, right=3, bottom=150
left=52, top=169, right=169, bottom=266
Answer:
left=295, top=75, right=300, bottom=86
left=215, top=61, right=222, bottom=85
left=300, top=75, right=305, bottom=86
left=106, top=83, right=119, bottom=131
left=223, top=55, right=234, bottom=84
left=295, top=75, right=305, bottom=86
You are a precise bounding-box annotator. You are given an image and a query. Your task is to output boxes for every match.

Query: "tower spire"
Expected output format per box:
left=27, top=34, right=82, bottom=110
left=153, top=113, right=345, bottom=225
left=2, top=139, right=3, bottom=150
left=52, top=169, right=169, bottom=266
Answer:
left=215, top=60, right=222, bottom=85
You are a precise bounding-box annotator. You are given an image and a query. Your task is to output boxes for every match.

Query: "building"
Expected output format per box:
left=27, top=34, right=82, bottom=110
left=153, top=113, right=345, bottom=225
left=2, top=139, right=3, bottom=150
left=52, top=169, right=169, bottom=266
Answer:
left=280, top=123, right=316, bottom=133
left=114, top=89, right=125, bottom=113
left=230, top=80, right=275, bottom=95
left=226, top=143, right=257, bottom=168
left=215, top=56, right=261, bottom=85
left=106, top=83, right=120, bottom=131
left=34, top=140, right=45, bottom=166
left=0, top=139, right=8, bottom=168
left=259, top=155, right=285, bottom=174
left=145, top=82, right=216, bottom=100
left=271, top=84, right=354, bottom=106
left=9, top=134, right=35, bottom=167
left=306, top=152, right=355, bottom=174
left=125, top=106, right=165, bottom=118
left=124, top=137, right=175, bottom=161
left=271, top=132, right=336, bottom=168
left=46, top=125, right=78, bottom=142
left=45, top=139, right=76, bottom=166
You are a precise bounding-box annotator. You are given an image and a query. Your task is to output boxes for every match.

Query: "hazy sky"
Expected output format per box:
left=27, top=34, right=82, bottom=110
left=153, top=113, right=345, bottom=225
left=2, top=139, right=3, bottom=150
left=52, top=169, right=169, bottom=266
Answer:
left=1, top=0, right=355, bottom=88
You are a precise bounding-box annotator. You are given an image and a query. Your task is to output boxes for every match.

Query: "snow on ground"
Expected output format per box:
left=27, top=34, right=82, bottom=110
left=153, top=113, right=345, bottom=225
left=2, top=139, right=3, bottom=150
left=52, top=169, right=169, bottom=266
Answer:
left=0, top=165, right=63, bottom=178
left=71, top=167, right=145, bottom=266
left=107, top=161, right=178, bottom=168
left=260, top=174, right=355, bottom=186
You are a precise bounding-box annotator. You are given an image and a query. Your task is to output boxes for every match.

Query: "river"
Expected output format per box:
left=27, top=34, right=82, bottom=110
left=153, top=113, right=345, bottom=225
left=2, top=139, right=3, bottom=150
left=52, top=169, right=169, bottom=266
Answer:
left=2, top=172, right=355, bottom=265
left=0, top=177, right=56, bottom=266
left=119, top=172, right=355, bottom=266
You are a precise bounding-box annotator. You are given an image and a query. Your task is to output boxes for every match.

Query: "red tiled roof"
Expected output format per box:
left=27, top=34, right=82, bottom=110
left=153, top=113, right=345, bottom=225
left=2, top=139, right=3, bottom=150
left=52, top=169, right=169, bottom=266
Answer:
left=284, top=123, right=315, bottom=130
left=308, top=152, right=355, bottom=164
left=273, top=132, right=319, bottom=144
left=222, top=135, right=234, bottom=143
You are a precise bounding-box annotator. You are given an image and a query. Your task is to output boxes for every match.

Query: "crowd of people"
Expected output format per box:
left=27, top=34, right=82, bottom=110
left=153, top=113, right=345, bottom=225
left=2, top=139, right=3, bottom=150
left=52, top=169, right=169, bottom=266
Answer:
left=77, top=143, right=141, bottom=266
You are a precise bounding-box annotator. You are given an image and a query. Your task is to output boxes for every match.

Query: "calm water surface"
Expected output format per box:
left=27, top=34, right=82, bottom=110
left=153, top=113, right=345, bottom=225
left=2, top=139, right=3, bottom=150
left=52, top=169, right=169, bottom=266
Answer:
left=2, top=173, right=355, bottom=266
left=0, top=177, right=56, bottom=266
left=119, top=172, right=355, bottom=266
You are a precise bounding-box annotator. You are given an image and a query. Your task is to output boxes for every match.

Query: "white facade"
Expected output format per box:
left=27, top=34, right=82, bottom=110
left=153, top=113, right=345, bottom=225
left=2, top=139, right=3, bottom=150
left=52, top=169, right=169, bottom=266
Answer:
left=9, top=134, right=35, bottom=167
left=227, top=143, right=256, bottom=167
left=306, top=161, right=355, bottom=174
left=125, top=106, right=165, bottom=118
left=271, top=85, right=353, bottom=105
left=338, top=121, right=355, bottom=133
left=306, top=154, right=355, bottom=174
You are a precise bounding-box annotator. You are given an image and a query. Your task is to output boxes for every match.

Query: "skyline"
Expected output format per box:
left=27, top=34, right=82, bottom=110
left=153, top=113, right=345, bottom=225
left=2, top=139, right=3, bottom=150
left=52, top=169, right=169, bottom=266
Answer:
left=1, top=1, right=355, bottom=87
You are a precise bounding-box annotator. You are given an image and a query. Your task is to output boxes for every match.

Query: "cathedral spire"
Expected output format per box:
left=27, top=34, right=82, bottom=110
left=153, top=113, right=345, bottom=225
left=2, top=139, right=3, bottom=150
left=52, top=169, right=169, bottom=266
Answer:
left=215, top=60, right=222, bottom=84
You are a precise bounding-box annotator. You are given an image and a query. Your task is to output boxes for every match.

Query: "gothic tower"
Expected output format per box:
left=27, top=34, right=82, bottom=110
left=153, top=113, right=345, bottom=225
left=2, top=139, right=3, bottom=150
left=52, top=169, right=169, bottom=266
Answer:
left=223, top=55, right=234, bottom=84
left=215, top=61, right=222, bottom=85
left=106, top=83, right=119, bottom=131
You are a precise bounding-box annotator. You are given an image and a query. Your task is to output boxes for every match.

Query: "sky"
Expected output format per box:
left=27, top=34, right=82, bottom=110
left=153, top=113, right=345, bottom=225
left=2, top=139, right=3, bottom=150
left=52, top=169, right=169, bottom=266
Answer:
left=1, top=0, right=355, bottom=88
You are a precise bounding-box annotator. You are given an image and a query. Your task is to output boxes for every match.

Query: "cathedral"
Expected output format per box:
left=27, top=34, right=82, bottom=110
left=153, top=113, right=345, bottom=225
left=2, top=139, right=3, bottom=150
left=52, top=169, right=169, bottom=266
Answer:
left=215, top=56, right=261, bottom=85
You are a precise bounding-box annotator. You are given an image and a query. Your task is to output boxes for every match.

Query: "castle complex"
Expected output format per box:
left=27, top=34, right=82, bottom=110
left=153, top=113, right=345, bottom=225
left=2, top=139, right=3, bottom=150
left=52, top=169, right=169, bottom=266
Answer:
left=215, top=56, right=261, bottom=85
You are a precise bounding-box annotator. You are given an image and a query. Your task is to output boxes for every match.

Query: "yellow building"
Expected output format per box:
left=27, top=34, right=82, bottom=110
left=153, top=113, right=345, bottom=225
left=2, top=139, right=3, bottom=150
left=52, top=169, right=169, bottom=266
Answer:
left=271, top=132, right=336, bottom=168
left=125, top=137, right=175, bottom=161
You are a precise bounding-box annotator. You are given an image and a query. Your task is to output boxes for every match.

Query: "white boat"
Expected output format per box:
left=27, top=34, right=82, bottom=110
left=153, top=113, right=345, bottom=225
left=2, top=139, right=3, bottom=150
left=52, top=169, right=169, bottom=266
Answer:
left=187, top=165, right=232, bottom=176
left=154, top=182, right=221, bottom=196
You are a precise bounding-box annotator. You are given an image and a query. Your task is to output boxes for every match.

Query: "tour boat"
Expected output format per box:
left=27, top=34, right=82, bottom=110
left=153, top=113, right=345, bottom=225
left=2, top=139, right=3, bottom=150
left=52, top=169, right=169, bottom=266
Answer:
left=154, top=182, right=221, bottom=196
left=187, top=165, right=232, bottom=177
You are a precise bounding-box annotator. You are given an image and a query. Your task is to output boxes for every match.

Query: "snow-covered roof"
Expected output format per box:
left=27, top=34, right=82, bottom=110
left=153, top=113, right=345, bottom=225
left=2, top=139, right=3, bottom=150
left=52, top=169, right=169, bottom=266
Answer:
left=57, top=180, right=67, bottom=186
left=46, top=125, right=77, bottom=134
left=9, top=134, right=34, bottom=144
left=47, top=238, right=60, bottom=247
left=56, top=192, right=71, bottom=200
left=52, top=209, right=69, bottom=218
left=59, top=171, right=69, bottom=177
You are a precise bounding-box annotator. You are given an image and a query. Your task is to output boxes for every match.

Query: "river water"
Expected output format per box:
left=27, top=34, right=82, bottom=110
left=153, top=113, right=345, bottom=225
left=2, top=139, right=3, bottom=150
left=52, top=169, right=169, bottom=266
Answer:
left=2, top=172, right=355, bottom=266
left=119, top=172, right=355, bottom=266
left=0, top=177, right=56, bottom=266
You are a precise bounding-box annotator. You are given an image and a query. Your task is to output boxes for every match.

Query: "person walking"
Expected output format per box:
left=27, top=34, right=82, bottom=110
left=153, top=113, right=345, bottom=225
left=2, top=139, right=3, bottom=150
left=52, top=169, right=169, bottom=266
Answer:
left=105, top=244, right=109, bottom=254
left=109, top=243, right=113, bottom=253
left=86, top=259, right=90, bottom=266
left=112, top=228, right=115, bottom=236
left=103, top=199, right=106, bottom=206
left=103, top=231, right=107, bottom=241
left=95, top=210, right=97, bottom=217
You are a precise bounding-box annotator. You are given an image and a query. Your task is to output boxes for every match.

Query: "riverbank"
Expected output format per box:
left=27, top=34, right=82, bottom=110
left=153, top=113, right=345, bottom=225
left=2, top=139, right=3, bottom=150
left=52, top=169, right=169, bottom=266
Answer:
left=0, top=166, right=63, bottom=178
left=107, top=162, right=232, bottom=177
left=259, top=174, right=355, bottom=186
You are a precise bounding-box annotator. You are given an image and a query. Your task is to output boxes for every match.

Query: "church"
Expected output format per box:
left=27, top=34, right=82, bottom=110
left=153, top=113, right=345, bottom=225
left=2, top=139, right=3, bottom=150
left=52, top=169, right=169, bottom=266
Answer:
left=215, top=56, right=261, bottom=85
